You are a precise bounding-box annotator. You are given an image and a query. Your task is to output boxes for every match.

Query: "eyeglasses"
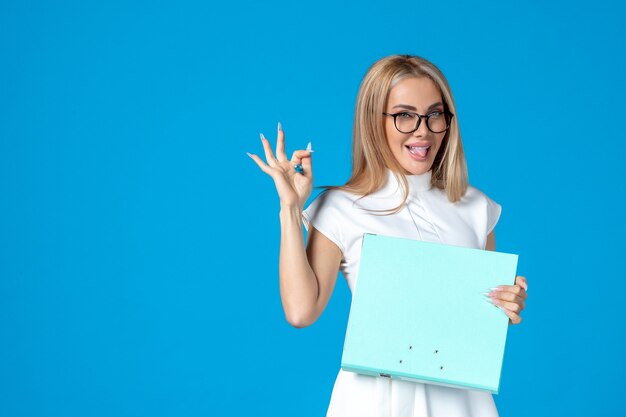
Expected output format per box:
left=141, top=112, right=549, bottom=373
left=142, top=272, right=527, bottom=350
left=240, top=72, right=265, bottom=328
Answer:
left=382, top=109, right=454, bottom=134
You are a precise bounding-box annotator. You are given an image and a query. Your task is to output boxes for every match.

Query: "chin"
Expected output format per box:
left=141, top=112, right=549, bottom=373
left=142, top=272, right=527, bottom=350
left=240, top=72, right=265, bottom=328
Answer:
left=400, top=160, right=434, bottom=175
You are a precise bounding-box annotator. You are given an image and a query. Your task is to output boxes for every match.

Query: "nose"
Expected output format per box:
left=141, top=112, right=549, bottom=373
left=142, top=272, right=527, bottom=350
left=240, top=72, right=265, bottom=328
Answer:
left=412, top=116, right=430, bottom=137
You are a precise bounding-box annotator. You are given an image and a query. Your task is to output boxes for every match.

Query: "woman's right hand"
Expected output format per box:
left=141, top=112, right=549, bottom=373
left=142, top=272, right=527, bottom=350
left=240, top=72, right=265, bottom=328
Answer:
left=247, top=123, right=314, bottom=209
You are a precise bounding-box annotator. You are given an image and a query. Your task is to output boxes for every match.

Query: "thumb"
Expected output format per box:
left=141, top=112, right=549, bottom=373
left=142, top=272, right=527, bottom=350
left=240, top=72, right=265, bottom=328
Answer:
left=300, top=153, right=313, bottom=178
left=290, top=150, right=314, bottom=177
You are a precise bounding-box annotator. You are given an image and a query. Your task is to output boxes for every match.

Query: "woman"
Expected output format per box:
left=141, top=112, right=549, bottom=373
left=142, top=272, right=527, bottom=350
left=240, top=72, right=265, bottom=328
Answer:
left=247, top=54, right=528, bottom=417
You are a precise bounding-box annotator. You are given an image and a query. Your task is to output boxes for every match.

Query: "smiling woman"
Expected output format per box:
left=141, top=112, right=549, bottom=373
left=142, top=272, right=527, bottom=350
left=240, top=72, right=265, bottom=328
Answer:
left=384, top=77, right=451, bottom=173
left=247, top=54, right=528, bottom=417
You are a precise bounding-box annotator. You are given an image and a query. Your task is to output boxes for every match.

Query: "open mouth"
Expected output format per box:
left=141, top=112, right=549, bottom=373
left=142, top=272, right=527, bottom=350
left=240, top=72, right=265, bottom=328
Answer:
left=405, top=144, right=431, bottom=160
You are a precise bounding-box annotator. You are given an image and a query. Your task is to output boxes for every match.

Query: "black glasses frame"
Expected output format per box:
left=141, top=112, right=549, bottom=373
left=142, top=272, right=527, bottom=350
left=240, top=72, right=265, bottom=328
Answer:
left=382, top=109, right=454, bottom=134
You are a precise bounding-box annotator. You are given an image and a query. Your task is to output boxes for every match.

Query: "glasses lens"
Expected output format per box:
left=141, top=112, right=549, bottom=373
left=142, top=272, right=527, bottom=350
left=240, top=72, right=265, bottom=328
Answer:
left=396, top=113, right=419, bottom=133
left=426, top=112, right=449, bottom=133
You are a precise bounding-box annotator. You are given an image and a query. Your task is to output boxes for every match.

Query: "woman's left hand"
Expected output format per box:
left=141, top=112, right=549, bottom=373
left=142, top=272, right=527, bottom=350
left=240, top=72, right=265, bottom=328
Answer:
left=488, top=276, right=528, bottom=325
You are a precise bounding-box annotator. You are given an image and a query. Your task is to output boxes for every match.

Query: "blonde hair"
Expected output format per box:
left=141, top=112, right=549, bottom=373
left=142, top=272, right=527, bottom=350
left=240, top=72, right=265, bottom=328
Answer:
left=322, top=54, right=468, bottom=214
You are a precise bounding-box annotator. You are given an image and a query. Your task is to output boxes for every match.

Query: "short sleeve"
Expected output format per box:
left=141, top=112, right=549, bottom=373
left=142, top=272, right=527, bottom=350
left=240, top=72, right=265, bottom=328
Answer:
left=485, top=195, right=502, bottom=235
left=302, top=191, right=346, bottom=254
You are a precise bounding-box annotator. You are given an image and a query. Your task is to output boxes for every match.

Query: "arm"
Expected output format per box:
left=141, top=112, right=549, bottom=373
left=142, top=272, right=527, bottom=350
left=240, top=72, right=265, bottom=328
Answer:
left=247, top=124, right=342, bottom=328
left=485, top=230, right=496, bottom=251
left=279, top=206, right=342, bottom=328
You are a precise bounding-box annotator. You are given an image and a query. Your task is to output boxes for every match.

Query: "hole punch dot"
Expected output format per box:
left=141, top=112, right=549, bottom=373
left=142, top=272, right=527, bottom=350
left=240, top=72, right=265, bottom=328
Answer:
left=440, top=366, right=444, bottom=370
left=399, top=360, right=403, bottom=363
left=434, top=350, right=438, bottom=354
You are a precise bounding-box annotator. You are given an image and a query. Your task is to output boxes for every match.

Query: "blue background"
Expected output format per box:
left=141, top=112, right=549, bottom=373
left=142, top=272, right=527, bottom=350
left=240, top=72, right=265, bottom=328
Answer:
left=1, top=1, right=625, bottom=416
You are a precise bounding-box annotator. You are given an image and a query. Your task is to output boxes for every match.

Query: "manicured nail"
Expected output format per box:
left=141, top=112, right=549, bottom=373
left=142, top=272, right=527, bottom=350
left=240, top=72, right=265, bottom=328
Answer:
left=246, top=152, right=253, bottom=158
left=306, top=142, right=315, bottom=152
left=260, top=133, right=266, bottom=141
left=491, top=298, right=501, bottom=306
left=485, top=298, right=500, bottom=309
left=521, top=282, right=528, bottom=291
left=278, top=121, right=282, bottom=131
left=489, top=287, right=503, bottom=292
left=498, top=306, right=510, bottom=317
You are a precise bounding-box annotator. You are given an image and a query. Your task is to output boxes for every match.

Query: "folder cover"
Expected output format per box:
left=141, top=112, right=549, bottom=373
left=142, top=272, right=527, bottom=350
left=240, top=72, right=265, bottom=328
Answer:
left=341, top=233, right=519, bottom=394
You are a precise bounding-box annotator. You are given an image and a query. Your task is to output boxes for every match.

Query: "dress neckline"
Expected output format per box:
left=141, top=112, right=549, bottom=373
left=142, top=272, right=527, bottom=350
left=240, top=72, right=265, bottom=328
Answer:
left=380, top=168, right=433, bottom=198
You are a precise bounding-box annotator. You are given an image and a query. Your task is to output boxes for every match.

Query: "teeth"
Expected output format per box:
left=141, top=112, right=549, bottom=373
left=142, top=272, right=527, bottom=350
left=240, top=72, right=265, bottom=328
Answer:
left=409, top=146, right=429, bottom=150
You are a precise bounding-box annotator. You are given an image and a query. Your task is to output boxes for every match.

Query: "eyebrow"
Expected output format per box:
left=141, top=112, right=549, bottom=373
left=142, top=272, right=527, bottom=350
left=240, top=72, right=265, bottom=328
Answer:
left=392, top=102, right=444, bottom=111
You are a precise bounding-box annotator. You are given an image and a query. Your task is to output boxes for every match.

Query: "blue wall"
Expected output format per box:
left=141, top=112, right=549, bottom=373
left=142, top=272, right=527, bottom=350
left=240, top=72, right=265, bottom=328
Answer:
left=1, top=1, right=625, bottom=415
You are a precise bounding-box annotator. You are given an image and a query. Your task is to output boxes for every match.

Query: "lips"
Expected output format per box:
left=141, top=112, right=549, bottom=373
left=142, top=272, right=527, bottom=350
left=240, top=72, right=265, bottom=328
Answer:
left=405, top=143, right=431, bottom=160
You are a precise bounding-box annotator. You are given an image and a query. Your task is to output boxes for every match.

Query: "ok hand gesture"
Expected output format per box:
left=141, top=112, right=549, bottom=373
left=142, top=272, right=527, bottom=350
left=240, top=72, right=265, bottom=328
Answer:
left=247, top=123, right=314, bottom=209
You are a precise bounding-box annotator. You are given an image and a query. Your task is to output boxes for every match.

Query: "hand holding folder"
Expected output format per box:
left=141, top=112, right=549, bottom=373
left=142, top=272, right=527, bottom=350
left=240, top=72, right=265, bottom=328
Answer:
left=486, top=275, right=528, bottom=325
left=341, top=233, right=520, bottom=393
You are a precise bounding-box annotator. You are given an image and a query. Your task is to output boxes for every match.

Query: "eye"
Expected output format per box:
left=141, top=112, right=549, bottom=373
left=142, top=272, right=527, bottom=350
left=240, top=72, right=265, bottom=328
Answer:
left=398, top=112, right=415, bottom=119
left=428, top=111, right=444, bottom=118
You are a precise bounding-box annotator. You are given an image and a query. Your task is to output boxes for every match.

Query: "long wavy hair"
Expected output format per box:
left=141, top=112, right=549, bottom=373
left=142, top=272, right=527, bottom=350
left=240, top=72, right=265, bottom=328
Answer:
left=322, top=54, right=468, bottom=214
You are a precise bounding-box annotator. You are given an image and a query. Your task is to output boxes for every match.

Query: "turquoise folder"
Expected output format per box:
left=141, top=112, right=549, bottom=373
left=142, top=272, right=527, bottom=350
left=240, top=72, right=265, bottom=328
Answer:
left=341, top=233, right=519, bottom=394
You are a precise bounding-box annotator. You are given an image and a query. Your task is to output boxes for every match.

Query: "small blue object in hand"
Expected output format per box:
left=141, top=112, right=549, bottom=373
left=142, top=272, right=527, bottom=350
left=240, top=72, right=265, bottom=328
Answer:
left=294, top=164, right=304, bottom=174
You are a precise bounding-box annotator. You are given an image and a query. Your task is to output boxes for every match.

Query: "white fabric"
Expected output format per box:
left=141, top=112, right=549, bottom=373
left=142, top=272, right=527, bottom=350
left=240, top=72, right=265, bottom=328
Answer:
left=302, top=169, right=502, bottom=417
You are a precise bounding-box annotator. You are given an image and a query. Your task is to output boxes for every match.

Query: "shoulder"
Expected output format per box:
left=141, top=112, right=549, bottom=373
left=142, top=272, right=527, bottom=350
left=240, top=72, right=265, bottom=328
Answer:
left=302, top=189, right=360, bottom=255
left=462, top=184, right=490, bottom=205
left=460, top=184, right=502, bottom=235
left=304, top=188, right=361, bottom=216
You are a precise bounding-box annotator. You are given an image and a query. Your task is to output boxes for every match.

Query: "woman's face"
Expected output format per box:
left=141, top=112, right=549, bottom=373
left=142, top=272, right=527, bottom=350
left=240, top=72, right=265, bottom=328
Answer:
left=384, top=76, right=447, bottom=175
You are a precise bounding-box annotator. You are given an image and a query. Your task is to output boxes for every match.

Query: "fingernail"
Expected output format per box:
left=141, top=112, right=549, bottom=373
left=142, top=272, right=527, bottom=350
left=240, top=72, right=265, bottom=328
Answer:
left=491, top=298, right=501, bottom=306
left=306, top=141, right=315, bottom=152
left=496, top=305, right=506, bottom=315
left=487, top=298, right=499, bottom=308
left=489, top=287, right=503, bottom=292
left=246, top=152, right=253, bottom=157
left=278, top=121, right=282, bottom=132
left=260, top=133, right=266, bottom=141
left=522, top=282, right=528, bottom=291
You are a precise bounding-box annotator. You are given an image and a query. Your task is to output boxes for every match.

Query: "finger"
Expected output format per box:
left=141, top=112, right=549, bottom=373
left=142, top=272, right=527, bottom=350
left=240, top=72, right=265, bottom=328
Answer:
left=490, top=286, right=526, bottom=303
left=490, top=301, right=522, bottom=324
left=275, top=122, right=287, bottom=162
left=501, top=307, right=522, bottom=325
left=489, top=292, right=523, bottom=311
left=516, top=275, right=528, bottom=292
left=490, top=297, right=523, bottom=314
left=491, top=284, right=527, bottom=300
left=301, top=154, right=313, bottom=179
left=247, top=152, right=275, bottom=176
left=289, top=149, right=314, bottom=164
left=290, top=150, right=314, bottom=178
left=260, top=133, right=278, bottom=166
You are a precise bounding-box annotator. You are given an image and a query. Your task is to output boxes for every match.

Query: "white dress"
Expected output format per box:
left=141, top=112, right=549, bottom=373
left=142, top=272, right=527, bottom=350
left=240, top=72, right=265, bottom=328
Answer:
left=302, top=168, right=503, bottom=417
